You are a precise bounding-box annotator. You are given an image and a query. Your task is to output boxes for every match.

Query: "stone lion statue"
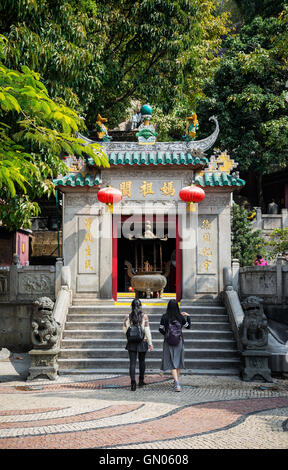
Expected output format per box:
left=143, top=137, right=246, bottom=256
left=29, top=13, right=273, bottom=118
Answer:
left=240, top=296, right=268, bottom=350
left=31, top=297, right=60, bottom=349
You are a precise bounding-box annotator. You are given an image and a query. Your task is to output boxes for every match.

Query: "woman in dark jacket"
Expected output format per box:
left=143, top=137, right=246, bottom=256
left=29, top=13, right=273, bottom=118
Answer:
left=159, top=299, right=190, bottom=392
left=123, top=299, right=153, bottom=391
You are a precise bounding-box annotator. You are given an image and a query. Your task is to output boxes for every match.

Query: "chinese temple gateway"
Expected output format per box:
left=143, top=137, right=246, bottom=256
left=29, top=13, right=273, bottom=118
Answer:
left=54, top=112, right=245, bottom=306
left=8, top=106, right=286, bottom=381
left=48, top=109, right=249, bottom=375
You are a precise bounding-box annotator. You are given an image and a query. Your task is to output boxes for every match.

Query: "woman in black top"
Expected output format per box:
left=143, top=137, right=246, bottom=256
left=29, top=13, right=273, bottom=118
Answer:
left=159, top=299, right=190, bottom=392
left=123, top=299, right=153, bottom=391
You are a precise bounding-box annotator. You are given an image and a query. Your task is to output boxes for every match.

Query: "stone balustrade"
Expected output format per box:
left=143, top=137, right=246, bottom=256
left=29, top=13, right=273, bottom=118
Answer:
left=251, top=208, right=288, bottom=238
left=234, top=258, right=288, bottom=305
left=0, top=258, right=71, bottom=367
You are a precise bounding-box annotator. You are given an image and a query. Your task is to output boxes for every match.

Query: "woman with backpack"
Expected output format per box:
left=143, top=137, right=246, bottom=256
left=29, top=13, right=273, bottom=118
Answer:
left=123, top=299, right=153, bottom=391
left=159, top=299, right=190, bottom=392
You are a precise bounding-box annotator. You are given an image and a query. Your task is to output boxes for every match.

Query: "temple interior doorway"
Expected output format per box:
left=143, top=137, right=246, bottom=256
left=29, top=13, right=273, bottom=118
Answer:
left=114, top=215, right=177, bottom=299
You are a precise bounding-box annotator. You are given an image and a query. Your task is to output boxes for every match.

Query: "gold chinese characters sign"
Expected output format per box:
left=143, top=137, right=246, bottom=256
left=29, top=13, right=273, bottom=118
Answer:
left=78, top=217, right=98, bottom=274
left=197, top=217, right=217, bottom=274
left=116, top=179, right=178, bottom=200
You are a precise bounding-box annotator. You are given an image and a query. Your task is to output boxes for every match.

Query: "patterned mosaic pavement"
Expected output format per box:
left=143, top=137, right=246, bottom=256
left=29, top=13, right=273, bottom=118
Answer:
left=0, top=364, right=288, bottom=450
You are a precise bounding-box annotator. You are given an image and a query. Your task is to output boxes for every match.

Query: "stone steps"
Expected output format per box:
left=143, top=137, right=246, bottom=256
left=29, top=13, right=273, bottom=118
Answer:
left=58, top=367, right=240, bottom=376
left=62, top=329, right=235, bottom=340
left=58, top=301, right=241, bottom=376
left=68, top=305, right=227, bottom=315
left=58, top=357, right=241, bottom=370
left=61, top=338, right=237, bottom=349
left=59, top=348, right=239, bottom=359
left=64, top=321, right=232, bottom=332
left=66, top=313, right=229, bottom=323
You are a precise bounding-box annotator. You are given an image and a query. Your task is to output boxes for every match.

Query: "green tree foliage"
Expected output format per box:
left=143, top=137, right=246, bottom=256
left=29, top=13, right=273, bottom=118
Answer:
left=152, top=105, right=187, bottom=141
left=0, top=0, right=230, bottom=128
left=265, top=227, right=288, bottom=259
left=234, top=0, right=286, bottom=23
left=197, top=7, right=288, bottom=205
left=0, top=35, right=109, bottom=230
left=231, top=203, right=266, bottom=266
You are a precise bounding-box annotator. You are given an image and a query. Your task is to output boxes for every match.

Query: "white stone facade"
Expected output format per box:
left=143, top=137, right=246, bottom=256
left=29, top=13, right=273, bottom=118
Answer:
left=61, top=165, right=233, bottom=304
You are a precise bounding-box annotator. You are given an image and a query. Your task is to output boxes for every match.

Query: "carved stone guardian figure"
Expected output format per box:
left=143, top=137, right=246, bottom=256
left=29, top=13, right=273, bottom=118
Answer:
left=240, top=296, right=273, bottom=382
left=31, top=297, right=60, bottom=350
left=28, top=296, right=60, bottom=381
left=240, top=296, right=268, bottom=350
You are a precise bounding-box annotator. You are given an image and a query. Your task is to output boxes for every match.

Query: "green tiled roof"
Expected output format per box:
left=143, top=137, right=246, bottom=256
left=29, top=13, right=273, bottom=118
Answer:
left=194, top=172, right=245, bottom=188
left=53, top=172, right=101, bottom=188
left=87, top=151, right=208, bottom=167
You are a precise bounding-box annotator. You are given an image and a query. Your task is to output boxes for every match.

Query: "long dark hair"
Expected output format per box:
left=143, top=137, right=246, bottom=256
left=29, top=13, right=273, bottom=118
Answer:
left=166, top=299, right=182, bottom=323
left=129, top=299, right=143, bottom=325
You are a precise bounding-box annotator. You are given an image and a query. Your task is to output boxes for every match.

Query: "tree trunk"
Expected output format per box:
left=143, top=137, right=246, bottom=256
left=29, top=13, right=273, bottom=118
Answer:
left=256, top=173, right=265, bottom=210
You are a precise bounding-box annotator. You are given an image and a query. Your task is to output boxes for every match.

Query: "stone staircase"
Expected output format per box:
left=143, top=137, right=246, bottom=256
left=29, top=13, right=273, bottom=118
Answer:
left=58, top=302, right=241, bottom=376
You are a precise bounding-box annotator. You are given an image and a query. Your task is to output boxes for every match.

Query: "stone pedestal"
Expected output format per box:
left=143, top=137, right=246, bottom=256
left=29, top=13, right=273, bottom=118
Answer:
left=28, top=347, right=59, bottom=381
left=242, top=350, right=273, bottom=382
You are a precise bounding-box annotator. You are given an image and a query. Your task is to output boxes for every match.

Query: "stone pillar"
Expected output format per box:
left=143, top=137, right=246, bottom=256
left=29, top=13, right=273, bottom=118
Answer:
left=255, top=207, right=262, bottom=230
left=99, top=207, right=113, bottom=299
left=62, top=192, right=102, bottom=297
left=55, top=258, right=63, bottom=297
left=61, top=266, right=71, bottom=289
left=62, top=193, right=77, bottom=295
left=232, top=258, right=240, bottom=292
left=180, top=208, right=198, bottom=304
left=276, top=256, right=283, bottom=304
left=281, top=208, right=288, bottom=228
left=218, top=204, right=232, bottom=293
left=223, top=267, right=233, bottom=291
left=9, top=254, right=19, bottom=301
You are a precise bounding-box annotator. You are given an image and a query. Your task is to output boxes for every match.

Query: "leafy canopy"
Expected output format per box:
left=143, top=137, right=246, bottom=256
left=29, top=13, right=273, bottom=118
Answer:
left=0, top=34, right=109, bottom=230
left=197, top=7, right=288, bottom=178
left=0, top=0, right=230, bottom=128
left=231, top=203, right=266, bottom=266
left=265, top=227, right=288, bottom=260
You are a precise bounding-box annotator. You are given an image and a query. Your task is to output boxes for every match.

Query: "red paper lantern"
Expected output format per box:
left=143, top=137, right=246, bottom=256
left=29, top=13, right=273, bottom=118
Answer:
left=179, top=185, right=205, bottom=212
left=97, top=186, right=122, bottom=211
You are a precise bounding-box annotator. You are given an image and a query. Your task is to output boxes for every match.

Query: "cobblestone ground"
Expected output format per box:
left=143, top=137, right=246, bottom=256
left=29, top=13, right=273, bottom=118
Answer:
left=0, top=352, right=287, bottom=450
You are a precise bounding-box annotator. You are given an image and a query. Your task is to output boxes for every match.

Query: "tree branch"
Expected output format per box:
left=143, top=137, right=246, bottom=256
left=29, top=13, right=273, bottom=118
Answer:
left=106, top=50, right=165, bottom=107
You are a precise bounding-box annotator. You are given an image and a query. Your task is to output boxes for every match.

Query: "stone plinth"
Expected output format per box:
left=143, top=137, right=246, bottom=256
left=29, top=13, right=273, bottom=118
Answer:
left=28, top=347, right=59, bottom=381
left=242, top=350, right=273, bottom=383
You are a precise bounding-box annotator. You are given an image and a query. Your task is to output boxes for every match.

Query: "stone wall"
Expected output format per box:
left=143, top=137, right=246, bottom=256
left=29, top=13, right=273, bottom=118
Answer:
left=62, top=190, right=112, bottom=300
left=251, top=208, right=288, bottom=240
left=238, top=259, right=288, bottom=304
left=0, top=260, right=69, bottom=354
left=61, top=166, right=233, bottom=303
left=0, top=260, right=57, bottom=351
left=0, top=302, right=34, bottom=352
left=1, top=264, right=56, bottom=303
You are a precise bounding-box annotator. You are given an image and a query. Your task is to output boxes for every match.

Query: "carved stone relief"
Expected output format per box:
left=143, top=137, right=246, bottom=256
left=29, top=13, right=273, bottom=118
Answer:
left=19, top=274, right=53, bottom=295
left=0, top=273, right=8, bottom=294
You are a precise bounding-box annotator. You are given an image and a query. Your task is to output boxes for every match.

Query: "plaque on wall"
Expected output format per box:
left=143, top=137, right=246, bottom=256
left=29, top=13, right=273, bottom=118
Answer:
left=197, top=215, right=218, bottom=275
left=78, top=216, right=99, bottom=274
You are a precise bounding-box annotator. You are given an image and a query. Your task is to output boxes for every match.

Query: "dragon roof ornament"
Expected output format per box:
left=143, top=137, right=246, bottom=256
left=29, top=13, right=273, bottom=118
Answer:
left=76, top=116, right=219, bottom=154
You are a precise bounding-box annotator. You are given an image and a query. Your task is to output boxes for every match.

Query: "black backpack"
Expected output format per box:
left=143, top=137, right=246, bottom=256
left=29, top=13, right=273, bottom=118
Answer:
left=126, top=324, right=145, bottom=344
left=165, top=320, right=182, bottom=346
